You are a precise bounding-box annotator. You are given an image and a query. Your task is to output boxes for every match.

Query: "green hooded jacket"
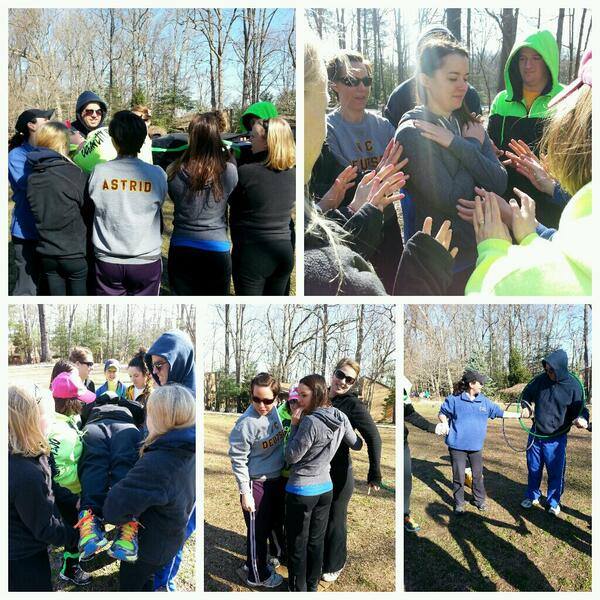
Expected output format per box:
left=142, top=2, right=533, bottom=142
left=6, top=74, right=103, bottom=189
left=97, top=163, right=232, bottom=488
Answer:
left=278, top=401, right=293, bottom=478
left=47, top=412, right=83, bottom=494
left=465, top=181, right=591, bottom=296
left=239, top=101, right=279, bottom=132
left=487, top=30, right=565, bottom=227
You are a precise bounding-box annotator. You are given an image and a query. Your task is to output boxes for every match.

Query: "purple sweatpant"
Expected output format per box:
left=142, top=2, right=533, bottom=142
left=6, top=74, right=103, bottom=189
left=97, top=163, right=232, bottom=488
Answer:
left=95, top=259, right=162, bottom=296
left=242, top=477, right=284, bottom=584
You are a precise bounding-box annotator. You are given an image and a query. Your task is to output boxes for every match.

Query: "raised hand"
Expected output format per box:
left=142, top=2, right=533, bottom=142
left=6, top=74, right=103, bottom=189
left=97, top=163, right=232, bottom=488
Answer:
left=503, top=138, right=555, bottom=195
left=472, top=190, right=511, bottom=244
left=509, top=188, right=537, bottom=243
left=421, top=216, right=458, bottom=258
left=317, top=164, right=358, bottom=212
left=414, top=120, right=454, bottom=148
left=457, top=186, right=512, bottom=226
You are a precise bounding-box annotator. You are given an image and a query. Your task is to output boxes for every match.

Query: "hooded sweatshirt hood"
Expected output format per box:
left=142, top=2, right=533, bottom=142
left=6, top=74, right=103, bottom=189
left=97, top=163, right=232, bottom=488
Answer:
left=148, top=424, right=196, bottom=454
left=27, top=148, right=71, bottom=171
left=504, top=30, right=563, bottom=102
left=239, top=101, right=279, bottom=132
left=73, top=91, right=107, bottom=135
left=147, top=330, right=196, bottom=394
left=398, top=105, right=464, bottom=133
left=542, top=348, right=571, bottom=383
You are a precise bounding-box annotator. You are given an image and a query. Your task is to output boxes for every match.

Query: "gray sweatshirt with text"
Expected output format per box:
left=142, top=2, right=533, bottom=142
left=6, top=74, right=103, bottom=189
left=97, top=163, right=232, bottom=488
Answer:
left=229, top=405, right=284, bottom=495
left=89, top=157, right=167, bottom=264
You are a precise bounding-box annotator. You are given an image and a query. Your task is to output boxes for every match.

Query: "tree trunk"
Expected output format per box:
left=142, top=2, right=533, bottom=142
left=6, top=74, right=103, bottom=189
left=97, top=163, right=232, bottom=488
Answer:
left=224, top=304, right=231, bottom=375
left=355, top=305, right=365, bottom=365
left=320, top=305, right=328, bottom=375
left=583, top=304, right=590, bottom=400
left=495, top=9, right=519, bottom=93
left=446, top=8, right=461, bottom=42
left=575, top=9, right=587, bottom=74
left=556, top=8, right=565, bottom=81
left=466, top=9, right=471, bottom=52
left=22, top=305, right=33, bottom=364
left=38, top=304, right=50, bottom=362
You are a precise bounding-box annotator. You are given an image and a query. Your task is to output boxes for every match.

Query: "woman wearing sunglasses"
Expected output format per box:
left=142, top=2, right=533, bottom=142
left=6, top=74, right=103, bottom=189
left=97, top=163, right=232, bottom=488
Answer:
left=316, top=50, right=404, bottom=293
left=321, top=358, right=382, bottom=583
left=229, top=373, right=285, bottom=589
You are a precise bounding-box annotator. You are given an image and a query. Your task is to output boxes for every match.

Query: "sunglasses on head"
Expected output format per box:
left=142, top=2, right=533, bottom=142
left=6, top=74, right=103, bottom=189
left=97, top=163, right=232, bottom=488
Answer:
left=338, top=75, right=373, bottom=88
left=252, top=395, right=276, bottom=406
left=334, top=369, right=356, bottom=385
left=83, top=108, right=103, bottom=117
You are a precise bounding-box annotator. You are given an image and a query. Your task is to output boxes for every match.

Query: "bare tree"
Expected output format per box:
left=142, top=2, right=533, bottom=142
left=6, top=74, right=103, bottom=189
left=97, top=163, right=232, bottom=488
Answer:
left=446, top=8, right=461, bottom=42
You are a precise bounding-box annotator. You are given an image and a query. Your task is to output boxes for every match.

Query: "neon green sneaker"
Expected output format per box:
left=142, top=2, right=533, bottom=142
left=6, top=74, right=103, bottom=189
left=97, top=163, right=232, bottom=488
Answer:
left=107, top=520, right=139, bottom=562
left=75, top=509, right=109, bottom=559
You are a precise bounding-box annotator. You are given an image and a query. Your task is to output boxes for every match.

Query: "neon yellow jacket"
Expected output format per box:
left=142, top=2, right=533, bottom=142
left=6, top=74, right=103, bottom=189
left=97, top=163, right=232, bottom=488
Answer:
left=47, top=412, right=83, bottom=494
left=466, top=182, right=591, bottom=296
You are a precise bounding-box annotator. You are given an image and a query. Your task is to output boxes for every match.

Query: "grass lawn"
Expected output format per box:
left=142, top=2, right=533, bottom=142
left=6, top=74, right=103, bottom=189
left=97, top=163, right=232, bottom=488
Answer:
left=8, top=364, right=196, bottom=592
left=203, top=411, right=396, bottom=592
left=404, top=401, right=592, bottom=592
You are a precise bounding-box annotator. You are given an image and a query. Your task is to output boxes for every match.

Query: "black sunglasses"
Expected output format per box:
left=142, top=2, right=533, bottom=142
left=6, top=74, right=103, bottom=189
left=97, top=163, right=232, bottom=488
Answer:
left=334, top=369, right=356, bottom=385
left=252, top=395, right=276, bottom=406
left=338, top=76, right=373, bottom=88
left=83, top=361, right=94, bottom=367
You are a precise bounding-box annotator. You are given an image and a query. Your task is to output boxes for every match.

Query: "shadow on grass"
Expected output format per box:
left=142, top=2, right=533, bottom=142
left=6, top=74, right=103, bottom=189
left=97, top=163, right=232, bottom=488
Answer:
left=204, top=521, right=247, bottom=591
left=407, top=455, right=590, bottom=591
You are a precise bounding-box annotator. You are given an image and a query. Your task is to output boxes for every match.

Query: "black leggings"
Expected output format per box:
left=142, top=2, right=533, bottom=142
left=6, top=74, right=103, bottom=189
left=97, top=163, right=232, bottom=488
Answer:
left=168, top=245, right=231, bottom=295
left=39, top=255, right=88, bottom=296
left=232, top=239, right=294, bottom=296
left=286, top=491, right=333, bottom=591
left=9, top=550, right=52, bottom=591
left=323, top=464, right=354, bottom=573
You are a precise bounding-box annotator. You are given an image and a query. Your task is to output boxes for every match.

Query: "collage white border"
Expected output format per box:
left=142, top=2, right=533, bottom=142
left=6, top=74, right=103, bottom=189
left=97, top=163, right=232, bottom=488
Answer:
left=1, top=0, right=597, bottom=597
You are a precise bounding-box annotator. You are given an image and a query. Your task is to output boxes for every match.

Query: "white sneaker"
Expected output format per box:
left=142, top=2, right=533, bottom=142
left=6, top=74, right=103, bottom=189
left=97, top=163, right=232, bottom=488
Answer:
left=521, top=498, right=540, bottom=509
left=247, top=571, right=283, bottom=588
left=269, top=556, right=281, bottom=569
left=548, top=505, right=561, bottom=516
left=321, top=565, right=345, bottom=582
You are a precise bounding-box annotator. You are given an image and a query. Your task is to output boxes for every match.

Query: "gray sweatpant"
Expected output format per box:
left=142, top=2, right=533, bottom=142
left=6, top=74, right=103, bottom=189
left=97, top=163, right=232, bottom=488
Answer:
left=404, top=442, right=412, bottom=515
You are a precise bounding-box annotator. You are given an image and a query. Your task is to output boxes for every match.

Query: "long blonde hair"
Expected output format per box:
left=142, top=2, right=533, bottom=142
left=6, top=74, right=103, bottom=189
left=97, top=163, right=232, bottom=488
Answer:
left=264, top=117, right=295, bottom=171
left=8, top=385, right=51, bottom=457
left=141, top=384, right=195, bottom=455
left=35, top=121, right=70, bottom=157
left=540, top=85, right=592, bottom=196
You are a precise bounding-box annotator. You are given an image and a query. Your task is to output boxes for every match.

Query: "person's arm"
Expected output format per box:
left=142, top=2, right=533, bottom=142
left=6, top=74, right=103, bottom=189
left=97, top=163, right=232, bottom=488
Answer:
left=103, top=453, right=170, bottom=525
left=447, top=132, right=508, bottom=195
left=14, top=460, right=78, bottom=549
left=342, top=414, right=363, bottom=451
left=285, top=418, right=316, bottom=465
left=329, top=203, right=384, bottom=260
left=228, top=421, right=253, bottom=495
left=404, top=401, right=437, bottom=433
left=566, top=377, right=587, bottom=427
left=348, top=400, right=382, bottom=486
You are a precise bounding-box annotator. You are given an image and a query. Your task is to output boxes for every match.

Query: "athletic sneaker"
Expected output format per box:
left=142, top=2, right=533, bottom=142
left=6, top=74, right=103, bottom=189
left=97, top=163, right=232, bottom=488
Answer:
left=322, top=563, right=345, bottom=582
left=548, top=505, right=561, bottom=516
left=404, top=515, right=421, bottom=533
left=454, top=505, right=466, bottom=515
left=521, top=498, right=541, bottom=509
left=75, top=509, right=109, bottom=559
left=107, top=520, right=139, bottom=562
left=247, top=571, right=283, bottom=588
left=474, top=503, right=488, bottom=512
left=59, top=555, right=92, bottom=586
left=242, top=559, right=277, bottom=573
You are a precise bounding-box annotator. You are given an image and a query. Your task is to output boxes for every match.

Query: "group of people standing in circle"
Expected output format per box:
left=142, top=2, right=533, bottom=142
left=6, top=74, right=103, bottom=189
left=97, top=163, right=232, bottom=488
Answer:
left=305, top=25, right=591, bottom=296
left=8, top=331, right=196, bottom=591
left=228, top=358, right=383, bottom=591
left=9, top=91, right=296, bottom=297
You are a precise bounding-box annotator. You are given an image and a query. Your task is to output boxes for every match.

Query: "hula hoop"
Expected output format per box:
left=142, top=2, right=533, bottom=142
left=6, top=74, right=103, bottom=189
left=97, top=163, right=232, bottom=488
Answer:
left=502, top=399, right=534, bottom=453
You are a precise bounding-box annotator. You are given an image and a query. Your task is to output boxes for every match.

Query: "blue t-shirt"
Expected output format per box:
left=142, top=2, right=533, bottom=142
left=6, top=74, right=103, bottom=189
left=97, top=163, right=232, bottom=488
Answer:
left=8, top=142, right=39, bottom=239
left=439, top=392, right=504, bottom=451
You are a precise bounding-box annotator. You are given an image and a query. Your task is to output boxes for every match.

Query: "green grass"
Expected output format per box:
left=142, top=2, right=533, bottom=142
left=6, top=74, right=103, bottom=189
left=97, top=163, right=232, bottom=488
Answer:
left=404, top=401, right=592, bottom=591
left=8, top=364, right=196, bottom=591
left=203, top=412, right=395, bottom=592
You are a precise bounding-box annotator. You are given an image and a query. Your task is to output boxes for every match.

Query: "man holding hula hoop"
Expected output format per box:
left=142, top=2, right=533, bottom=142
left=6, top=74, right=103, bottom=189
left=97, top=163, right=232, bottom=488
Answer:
left=520, top=349, right=588, bottom=516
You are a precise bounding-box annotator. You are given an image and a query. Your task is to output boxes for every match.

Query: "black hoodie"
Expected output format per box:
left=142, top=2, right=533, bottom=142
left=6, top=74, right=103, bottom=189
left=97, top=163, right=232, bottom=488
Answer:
left=395, top=106, right=507, bottom=273
left=522, top=349, right=588, bottom=436
left=330, top=391, right=382, bottom=485
left=26, top=149, right=90, bottom=258
left=72, top=91, right=108, bottom=138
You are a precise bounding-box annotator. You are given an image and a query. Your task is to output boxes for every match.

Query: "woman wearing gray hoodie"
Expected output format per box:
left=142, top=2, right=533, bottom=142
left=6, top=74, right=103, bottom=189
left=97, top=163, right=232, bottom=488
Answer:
left=285, top=374, right=362, bottom=591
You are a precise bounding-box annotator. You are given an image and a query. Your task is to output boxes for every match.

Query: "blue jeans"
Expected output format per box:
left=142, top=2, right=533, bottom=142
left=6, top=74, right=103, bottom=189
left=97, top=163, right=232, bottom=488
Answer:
left=525, top=433, right=567, bottom=508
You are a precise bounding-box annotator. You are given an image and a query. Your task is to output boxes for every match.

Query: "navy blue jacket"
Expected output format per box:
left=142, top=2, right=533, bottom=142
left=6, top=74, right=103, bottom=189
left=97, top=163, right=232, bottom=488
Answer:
left=146, top=330, right=196, bottom=394
left=439, top=392, right=504, bottom=451
left=102, top=425, right=195, bottom=566
left=71, top=91, right=107, bottom=138
left=522, top=349, right=588, bottom=436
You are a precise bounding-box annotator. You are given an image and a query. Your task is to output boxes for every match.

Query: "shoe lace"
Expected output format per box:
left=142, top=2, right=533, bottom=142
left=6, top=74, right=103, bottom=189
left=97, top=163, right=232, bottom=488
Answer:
left=74, top=511, right=95, bottom=538
left=118, top=520, right=140, bottom=544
